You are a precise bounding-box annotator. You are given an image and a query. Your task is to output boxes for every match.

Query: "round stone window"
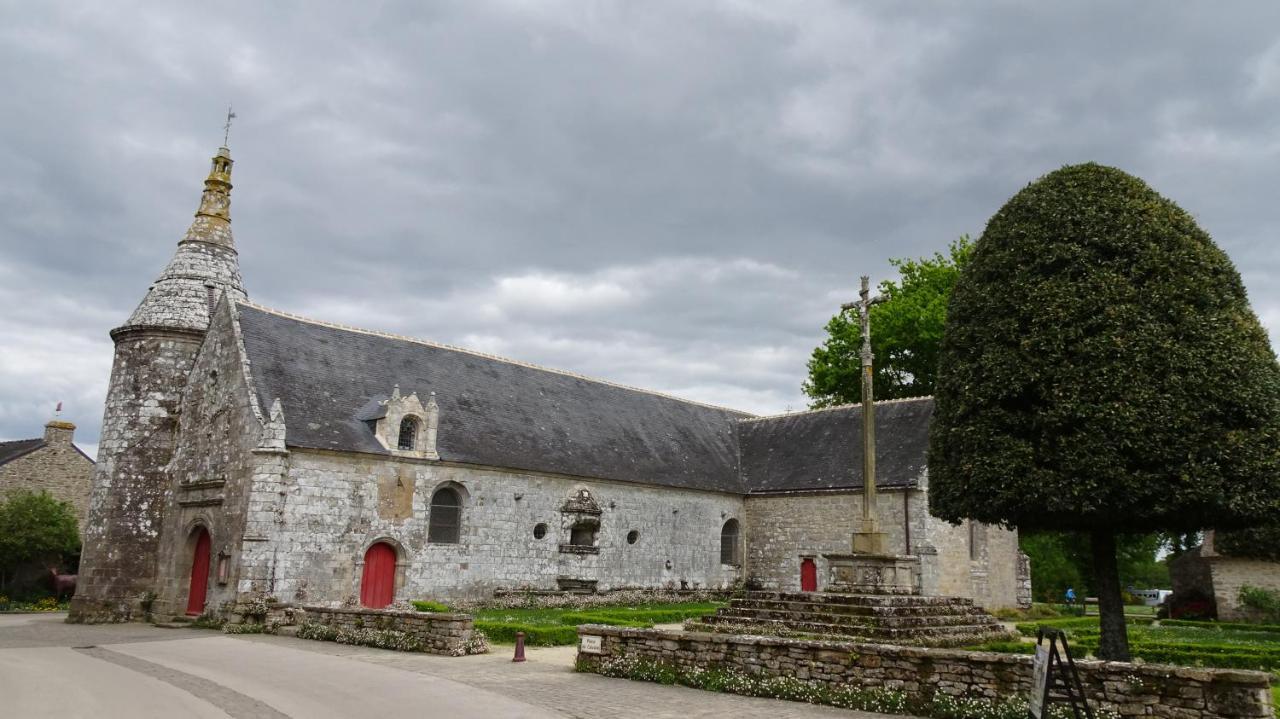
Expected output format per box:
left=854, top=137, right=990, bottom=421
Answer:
left=534, top=523, right=548, bottom=539
left=627, top=530, right=640, bottom=545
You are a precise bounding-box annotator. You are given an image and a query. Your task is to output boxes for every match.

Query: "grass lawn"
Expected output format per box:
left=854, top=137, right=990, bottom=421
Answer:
left=466, top=602, right=724, bottom=645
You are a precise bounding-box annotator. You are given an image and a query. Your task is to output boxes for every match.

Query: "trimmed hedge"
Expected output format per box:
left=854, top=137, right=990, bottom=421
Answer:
left=560, top=607, right=712, bottom=625
left=1161, top=618, right=1280, bottom=634
left=975, top=636, right=1280, bottom=672
left=475, top=621, right=580, bottom=646
left=411, top=600, right=451, bottom=613
left=1014, top=616, right=1154, bottom=637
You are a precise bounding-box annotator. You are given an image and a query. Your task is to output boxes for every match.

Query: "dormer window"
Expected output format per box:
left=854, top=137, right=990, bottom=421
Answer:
left=397, top=416, right=419, bottom=450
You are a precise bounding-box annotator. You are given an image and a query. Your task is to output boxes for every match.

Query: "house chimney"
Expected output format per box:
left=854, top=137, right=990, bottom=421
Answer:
left=44, top=419, right=76, bottom=446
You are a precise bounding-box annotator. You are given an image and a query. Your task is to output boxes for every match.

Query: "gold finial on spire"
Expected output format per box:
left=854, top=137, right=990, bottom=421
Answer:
left=223, top=104, right=237, bottom=148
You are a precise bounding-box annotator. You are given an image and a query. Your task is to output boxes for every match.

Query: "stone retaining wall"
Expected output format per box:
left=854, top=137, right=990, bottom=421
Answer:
left=575, top=626, right=1273, bottom=719
left=300, top=606, right=474, bottom=656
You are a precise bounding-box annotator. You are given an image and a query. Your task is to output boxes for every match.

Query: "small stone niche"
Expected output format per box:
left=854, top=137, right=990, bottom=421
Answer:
left=559, top=488, right=602, bottom=555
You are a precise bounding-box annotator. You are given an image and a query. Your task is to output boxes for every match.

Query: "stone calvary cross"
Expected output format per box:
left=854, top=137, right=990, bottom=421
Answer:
left=840, top=276, right=888, bottom=555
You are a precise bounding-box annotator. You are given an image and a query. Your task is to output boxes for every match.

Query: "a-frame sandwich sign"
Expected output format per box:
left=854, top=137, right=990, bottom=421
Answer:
left=1028, top=628, right=1095, bottom=719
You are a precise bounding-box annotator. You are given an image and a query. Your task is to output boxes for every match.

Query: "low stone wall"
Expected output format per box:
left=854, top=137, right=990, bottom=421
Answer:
left=300, top=606, right=474, bottom=656
left=576, top=626, right=1274, bottom=719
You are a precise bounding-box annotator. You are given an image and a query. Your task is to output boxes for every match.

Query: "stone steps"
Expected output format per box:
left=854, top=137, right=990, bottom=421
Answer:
left=694, top=615, right=1009, bottom=643
left=714, top=606, right=999, bottom=629
left=697, top=591, right=1010, bottom=647
left=743, top=591, right=974, bottom=608
left=728, top=597, right=987, bottom=618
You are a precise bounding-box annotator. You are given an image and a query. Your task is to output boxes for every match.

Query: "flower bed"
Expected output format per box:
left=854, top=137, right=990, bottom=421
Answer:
left=580, top=654, right=1116, bottom=719
left=575, top=625, right=1274, bottom=719
left=298, top=606, right=483, bottom=657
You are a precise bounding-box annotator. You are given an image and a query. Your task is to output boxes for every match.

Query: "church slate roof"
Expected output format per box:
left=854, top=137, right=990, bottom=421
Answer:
left=234, top=303, right=933, bottom=495
left=737, top=398, right=933, bottom=493
left=236, top=304, right=752, bottom=493
left=0, top=438, right=45, bottom=467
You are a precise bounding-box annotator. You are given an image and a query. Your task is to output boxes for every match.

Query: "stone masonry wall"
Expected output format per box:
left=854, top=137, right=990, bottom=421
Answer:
left=1209, top=558, right=1280, bottom=622
left=0, top=424, right=94, bottom=525
left=300, top=606, right=474, bottom=656
left=152, top=300, right=265, bottom=619
left=923, top=511, right=1022, bottom=610
left=71, top=328, right=204, bottom=622
left=239, top=449, right=745, bottom=605
left=743, top=490, right=1021, bottom=609
left=577, top=626, right=1274, bottom=719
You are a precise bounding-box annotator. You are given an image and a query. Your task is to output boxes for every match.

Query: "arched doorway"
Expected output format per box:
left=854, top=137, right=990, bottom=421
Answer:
left=186, top=527, right=212, bottom=616
left=800, top=557, right=818, bottom=592
left=360, top=542, right=397, bottom=608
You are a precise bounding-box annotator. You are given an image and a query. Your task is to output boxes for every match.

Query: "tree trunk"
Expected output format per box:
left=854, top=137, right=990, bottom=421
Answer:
left=1092, top=529, right=1131, bottom=661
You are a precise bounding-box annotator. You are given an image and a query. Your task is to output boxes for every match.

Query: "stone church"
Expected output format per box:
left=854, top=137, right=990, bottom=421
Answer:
left=71, top=145, right=1028, bottom=622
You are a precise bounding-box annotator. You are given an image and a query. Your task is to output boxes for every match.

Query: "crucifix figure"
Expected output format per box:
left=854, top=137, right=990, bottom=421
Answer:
left=841, top=275, right=888, bottom=554
left=223, top=105, right=237, bottom=147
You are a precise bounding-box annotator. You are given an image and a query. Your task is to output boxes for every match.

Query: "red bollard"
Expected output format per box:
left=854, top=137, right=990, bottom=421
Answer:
left=513, top=631, right=527, bottom=662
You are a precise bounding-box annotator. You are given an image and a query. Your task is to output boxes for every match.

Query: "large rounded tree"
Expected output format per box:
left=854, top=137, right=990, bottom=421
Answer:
left=929, top=163, right=1280, bottom=660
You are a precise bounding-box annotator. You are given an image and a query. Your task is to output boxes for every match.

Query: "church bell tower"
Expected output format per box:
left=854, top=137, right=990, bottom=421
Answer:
left=70, top=145, right=248, bottom=622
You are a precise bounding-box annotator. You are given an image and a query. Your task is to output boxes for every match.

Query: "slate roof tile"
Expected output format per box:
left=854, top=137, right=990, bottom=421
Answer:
left=234, top=303, right=932, bottom=495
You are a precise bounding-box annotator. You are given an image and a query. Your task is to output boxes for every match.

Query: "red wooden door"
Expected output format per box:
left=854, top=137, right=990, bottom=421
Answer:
left=186, top=528, right=212, bottom=615
left=360, top=542, right=396, bottom=608
left=800, top=558, right=818, bottom=592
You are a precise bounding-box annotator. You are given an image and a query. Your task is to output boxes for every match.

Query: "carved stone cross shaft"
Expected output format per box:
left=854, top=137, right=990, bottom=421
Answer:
left=841, top=275, right=887, bottom=554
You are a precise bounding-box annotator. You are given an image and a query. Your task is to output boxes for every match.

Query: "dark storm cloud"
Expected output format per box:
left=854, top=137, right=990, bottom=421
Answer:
left=3, top=1, right=1279, bottom=456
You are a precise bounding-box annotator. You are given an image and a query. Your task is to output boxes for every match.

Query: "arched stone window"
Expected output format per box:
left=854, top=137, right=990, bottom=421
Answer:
left=720, top=519, right=741, bottom=565
left=398, top=416, right=419, bottom=450
left=428, top=486, right=461, bottom=543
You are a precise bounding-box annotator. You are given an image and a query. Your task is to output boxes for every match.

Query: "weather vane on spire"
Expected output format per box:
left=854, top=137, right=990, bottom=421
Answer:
left=223, top=104, right=237, bottom=147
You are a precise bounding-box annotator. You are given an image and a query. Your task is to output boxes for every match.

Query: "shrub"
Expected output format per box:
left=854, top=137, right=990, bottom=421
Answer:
left=0, top=490, right=80, bottom=594
left=222, top=623, right=265, bottom=635
left=1161, top=618, right=1280, bottom=634
left=412, top=600, right=451, bottom=613
left=296, top=622, right=424, bottom=652
left=1239, top=586, right=1280, bottom=623
left=556, top=612, right=653, bottom=628
left=475, top=621, right=579, bottom=646
left=190, top=612, right=225, bottom=630
left=1169, top=590, right=1217, bottom=621
left=462, top=629, right=489, bottom=655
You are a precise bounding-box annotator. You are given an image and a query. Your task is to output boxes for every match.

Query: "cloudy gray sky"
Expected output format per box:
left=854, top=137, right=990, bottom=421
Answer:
left=3, top=2, right=1279, bottom=458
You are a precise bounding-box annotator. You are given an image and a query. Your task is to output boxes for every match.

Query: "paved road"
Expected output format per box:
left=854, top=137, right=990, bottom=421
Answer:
left=0, top=612, right=897, bottom=718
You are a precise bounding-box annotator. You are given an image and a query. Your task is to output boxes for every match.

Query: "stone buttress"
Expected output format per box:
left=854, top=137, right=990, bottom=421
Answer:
left=71, top=147, right=247, bottom=622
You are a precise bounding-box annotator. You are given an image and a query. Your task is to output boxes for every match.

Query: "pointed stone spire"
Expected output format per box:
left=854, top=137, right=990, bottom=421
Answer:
left=117, top=145, right=248, bottom=336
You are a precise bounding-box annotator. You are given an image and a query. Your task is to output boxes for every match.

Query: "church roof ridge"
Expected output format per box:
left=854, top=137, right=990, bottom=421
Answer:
left=738, top=395, right=934, bottom=423
left=232, top=300, right=757, bottom=417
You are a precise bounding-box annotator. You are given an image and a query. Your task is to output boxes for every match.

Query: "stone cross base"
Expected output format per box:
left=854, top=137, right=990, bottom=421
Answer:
left=822, top=553, right=921, bottom=595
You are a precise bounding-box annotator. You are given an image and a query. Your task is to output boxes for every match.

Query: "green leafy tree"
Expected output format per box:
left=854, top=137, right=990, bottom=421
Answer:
left=1216, top=526, right=1280, bottom=561
left=1022, top=532, right=1168, bottom=603
left=929, top=163, right=1280, bottom=660
left=0, top=490, right=80, bottom=592
left=804, top=236, right=974, bottom=406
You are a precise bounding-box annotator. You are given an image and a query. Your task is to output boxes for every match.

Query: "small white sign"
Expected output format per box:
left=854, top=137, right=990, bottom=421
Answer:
left=580, top=635, right=603, bottom=654
left=1029, top=644, right=1050, bottom=719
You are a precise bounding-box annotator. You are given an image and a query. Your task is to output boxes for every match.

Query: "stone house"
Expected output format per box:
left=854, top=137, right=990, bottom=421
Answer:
left=71, top=145, right=1029, bottom=622
left=1169, top=530, right=1280, bottom=622
left=0, top=416, right=95, bottom=525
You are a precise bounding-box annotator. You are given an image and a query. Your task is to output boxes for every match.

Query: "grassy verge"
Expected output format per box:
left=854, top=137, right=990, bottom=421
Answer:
left=424, top=601, right=722, bottom=645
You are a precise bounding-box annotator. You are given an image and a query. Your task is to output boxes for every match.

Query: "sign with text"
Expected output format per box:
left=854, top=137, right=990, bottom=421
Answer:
left=1029, top=628, right=1095, bottom=719
left=1029, top=644, right=1050, bottom=719
left=579, top=635, right=603, bottom=654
